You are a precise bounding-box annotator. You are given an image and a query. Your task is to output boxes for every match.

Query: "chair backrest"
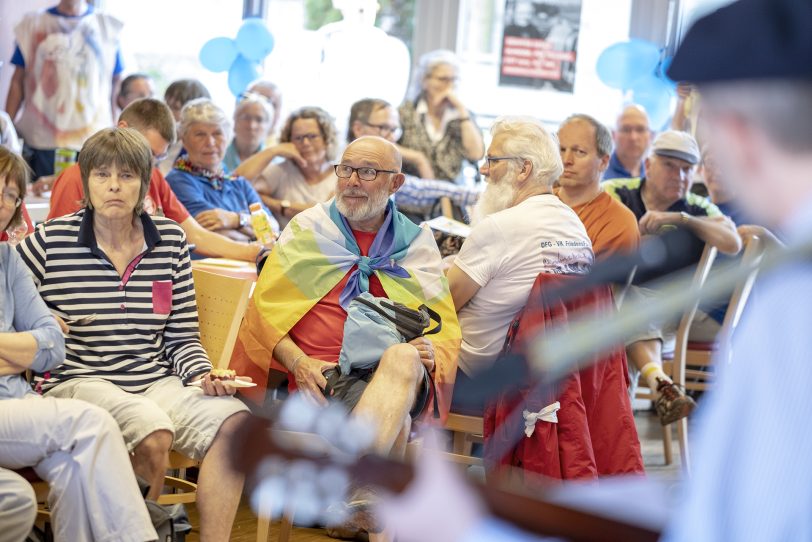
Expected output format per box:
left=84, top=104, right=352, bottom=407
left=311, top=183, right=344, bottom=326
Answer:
left=719, top=231, right=766, bottom=340
left=670, top=243, right=717, bottom=387
left=192, top=268, right=253, bottom=370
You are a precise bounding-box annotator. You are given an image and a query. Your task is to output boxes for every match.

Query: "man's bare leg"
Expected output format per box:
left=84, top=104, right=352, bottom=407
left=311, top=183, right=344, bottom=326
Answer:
left=627, top=339, right=666, bottom=386
left=131, top=429, right=172, bottom=501
left=352, top=343, right=422, bottom=455
left=196, top=412, right=249, bottom=541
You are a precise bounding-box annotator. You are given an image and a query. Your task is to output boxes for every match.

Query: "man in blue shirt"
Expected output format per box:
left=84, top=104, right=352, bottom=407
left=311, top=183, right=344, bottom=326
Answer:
left=603, top=104, right=651, bottom=181
left=664, top=0, right=812, bottom=540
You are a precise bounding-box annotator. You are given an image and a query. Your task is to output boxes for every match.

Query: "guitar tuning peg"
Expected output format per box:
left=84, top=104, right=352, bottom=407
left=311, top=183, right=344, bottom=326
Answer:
left=279, top=393, right=320, bottom=432
left=314, top=402, right=352, bottom=448
left=336, top=415, right=376, bottom=455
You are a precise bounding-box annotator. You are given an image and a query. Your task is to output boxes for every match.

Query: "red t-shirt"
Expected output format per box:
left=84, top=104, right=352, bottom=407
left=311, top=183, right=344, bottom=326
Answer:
left=287, top=229, right=388, bottom=388
left=47, top=164, right=191, bottom=223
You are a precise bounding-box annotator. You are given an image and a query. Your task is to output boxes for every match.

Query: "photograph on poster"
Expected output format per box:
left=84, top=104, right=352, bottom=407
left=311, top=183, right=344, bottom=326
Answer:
left=499, top=0, right=582, bottom=93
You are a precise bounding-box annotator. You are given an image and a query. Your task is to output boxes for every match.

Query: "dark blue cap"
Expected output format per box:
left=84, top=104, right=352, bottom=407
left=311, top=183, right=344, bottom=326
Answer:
left=668, top=0, right=812, bottom=83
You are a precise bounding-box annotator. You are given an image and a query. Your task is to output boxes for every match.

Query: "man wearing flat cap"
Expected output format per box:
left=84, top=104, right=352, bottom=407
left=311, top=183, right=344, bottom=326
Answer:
left=663, top=0, right=812, bottom=540
left=602, top=129, right=740, bottom=427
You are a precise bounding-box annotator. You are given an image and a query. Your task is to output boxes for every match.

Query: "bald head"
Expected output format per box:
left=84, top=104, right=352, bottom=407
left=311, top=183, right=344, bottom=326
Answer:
left=343, top=135, right=403, bottom=171
left=613, top=104, right=652, bottom=165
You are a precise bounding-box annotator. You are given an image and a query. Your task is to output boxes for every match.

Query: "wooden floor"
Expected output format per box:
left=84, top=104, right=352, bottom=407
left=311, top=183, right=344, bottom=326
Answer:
left=183, top=410, right=683, bottom=542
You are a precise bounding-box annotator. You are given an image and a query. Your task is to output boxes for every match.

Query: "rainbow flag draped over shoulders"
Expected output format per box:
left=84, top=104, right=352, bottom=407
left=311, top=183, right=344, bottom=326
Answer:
left=231, top=200, right=461, bottom=420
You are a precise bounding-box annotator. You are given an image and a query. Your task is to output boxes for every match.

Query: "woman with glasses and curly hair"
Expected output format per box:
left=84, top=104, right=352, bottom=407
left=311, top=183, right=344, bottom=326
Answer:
left=234, top=106, right=338, bottom=229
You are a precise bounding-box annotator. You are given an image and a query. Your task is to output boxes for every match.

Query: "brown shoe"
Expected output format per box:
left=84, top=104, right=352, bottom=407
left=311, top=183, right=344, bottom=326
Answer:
left=655, top=378, right=696, bottom=426
left=325, top=487, right=381, bottom=539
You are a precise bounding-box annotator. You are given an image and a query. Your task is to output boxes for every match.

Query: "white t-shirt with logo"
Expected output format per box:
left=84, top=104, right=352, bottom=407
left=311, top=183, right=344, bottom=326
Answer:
left=455, top=194, right=594, bottom=376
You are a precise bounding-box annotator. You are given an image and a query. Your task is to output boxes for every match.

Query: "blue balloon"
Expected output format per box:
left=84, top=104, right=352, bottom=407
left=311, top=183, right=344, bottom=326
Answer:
left=631, top=74, right=674, bottom=129
left=596, top=39, right=661, bottom=90
left=200, top=37, right=238, bottom=73
left=228, top=55, right=261, bottom=96
left=236, top=18, right=275, bottom=62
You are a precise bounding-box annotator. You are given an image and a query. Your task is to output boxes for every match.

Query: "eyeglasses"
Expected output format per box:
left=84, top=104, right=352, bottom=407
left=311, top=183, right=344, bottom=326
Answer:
left=1, top=190, right=21, bottom=209
left=430, top=75, right=458, bottom=84
left=334, top=164, right=399, bottom=182
left=291, top=133, right=322, bottom=144
left=618, top=126, right=650, bottom=135
left=483, top=156, right=523, bottom=169
left=236, top=113, right=269, bottom=124
left=362, top=122, right=402, bottom=140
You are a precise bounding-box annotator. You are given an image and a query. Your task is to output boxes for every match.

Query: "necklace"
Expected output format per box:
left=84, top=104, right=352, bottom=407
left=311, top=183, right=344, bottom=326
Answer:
left=173, top=154, right=239, bottom=190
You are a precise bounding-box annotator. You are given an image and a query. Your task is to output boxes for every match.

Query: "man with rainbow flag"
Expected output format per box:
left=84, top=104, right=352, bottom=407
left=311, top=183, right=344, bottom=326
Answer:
left=232, top=136, right=460, bottom=456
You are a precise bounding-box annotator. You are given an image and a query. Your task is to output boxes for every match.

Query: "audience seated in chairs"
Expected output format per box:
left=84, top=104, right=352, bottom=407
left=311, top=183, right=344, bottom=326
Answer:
left=602, top=130, right=741, bottom=425
left=0, top=147, right=157, bottom=542
left=234, top=106, right=338, bottom=229
left=15, top=128, right=251, bottom=541
left=48, top=97, right=264, bottom=262
left=348, top=98, right=481, bottom=222
left=231, top=136, right=460, bottom=540
left=446, top=116, right=593, bottom=413
left=166, top=98, right=278, bottom=243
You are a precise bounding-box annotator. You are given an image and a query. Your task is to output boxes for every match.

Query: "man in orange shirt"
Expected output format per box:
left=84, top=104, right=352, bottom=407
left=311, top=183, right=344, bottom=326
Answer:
left=47, top=98, right=264, bottom=261
left=557, top=114, right=639, bottom=257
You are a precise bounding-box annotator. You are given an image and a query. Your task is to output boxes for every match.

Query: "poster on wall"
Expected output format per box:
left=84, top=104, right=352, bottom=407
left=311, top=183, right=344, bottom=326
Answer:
left=499, top=0, right=583, bottom=93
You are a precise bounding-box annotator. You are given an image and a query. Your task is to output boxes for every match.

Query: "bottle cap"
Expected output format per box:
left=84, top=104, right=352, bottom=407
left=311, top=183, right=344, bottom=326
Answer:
left=249, top=202, right=262, bottom=212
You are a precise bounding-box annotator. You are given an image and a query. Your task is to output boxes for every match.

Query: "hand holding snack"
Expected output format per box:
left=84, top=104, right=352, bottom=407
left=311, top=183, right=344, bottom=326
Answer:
left=193, top=368, right=255, bottom=396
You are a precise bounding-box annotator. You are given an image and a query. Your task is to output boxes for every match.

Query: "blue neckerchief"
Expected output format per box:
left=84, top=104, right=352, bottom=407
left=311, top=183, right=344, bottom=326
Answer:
left=329, top=199, right=421, bottom=309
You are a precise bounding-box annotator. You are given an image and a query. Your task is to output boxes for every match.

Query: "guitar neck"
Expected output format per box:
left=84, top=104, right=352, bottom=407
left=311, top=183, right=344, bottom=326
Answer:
left=231, top=415, right=660, bottom=542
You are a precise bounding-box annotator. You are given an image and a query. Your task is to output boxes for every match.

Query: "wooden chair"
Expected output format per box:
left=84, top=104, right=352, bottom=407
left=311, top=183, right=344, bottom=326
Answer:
left=634, top=243, right=717, bottom=467
left=669, top=231, right=766, bottom=473
left=443, top=411, right=484, bottom=467
left=157, top=269, right=253, bottom=506
left=192, top=268, right=254, bottom=370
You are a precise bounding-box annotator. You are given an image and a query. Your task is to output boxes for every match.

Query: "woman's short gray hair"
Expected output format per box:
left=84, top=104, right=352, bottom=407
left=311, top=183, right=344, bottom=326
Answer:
left=491, top=116, right=563, bottom=189
left=234, top=92, right=274, bottom=124
left=408, top=49, right=460, bottom=101
left=179, top=98, right=232, bottom=140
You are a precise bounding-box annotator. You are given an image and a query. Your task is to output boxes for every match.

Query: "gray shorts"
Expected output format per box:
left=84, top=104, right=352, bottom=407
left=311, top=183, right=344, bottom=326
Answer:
left=623, top=285, right=722, bottom=349
left=322, top=366, right=431, bottom=419
left=47, top=376, right=249, bottom=460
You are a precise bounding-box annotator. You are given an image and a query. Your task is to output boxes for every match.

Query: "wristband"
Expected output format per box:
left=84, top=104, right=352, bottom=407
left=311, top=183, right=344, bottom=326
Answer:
left=289, top=353, right=307, bottom=374
left=239, top=212, right=251, bottom=228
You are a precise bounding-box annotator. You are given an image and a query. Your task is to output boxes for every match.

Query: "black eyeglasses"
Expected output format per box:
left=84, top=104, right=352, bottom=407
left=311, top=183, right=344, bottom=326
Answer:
left=362, top=121, right=402, bottom=139
left=484, top=156, right=523, bottom=169
left=334, top=164, right=399, bottom=181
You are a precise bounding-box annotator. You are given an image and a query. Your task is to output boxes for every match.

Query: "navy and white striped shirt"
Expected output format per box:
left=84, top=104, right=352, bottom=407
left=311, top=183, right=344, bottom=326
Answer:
left=16, top=209, right=212, bottom=393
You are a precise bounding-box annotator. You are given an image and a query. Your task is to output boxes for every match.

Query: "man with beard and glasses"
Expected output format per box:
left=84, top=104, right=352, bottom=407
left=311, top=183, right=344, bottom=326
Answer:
left=446, top=116, right=593, bottom=407
left=231, top=135, right=460, bottom=539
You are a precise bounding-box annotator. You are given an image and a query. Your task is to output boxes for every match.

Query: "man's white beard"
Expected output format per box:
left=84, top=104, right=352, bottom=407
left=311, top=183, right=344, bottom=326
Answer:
left=471, top=181, right=516, bottom=225
left=336, top=185, right=391, bottom=223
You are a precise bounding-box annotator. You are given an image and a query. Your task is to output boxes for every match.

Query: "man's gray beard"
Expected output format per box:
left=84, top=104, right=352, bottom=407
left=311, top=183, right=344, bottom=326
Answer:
left=471, top=182, right=516, bottom=225
left=335, top=186, right=391, bottom=223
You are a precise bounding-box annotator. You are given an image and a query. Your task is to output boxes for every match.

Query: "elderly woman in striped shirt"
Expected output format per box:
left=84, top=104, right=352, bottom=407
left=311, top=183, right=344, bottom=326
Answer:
left=16, top=128, right=251, bottom=541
